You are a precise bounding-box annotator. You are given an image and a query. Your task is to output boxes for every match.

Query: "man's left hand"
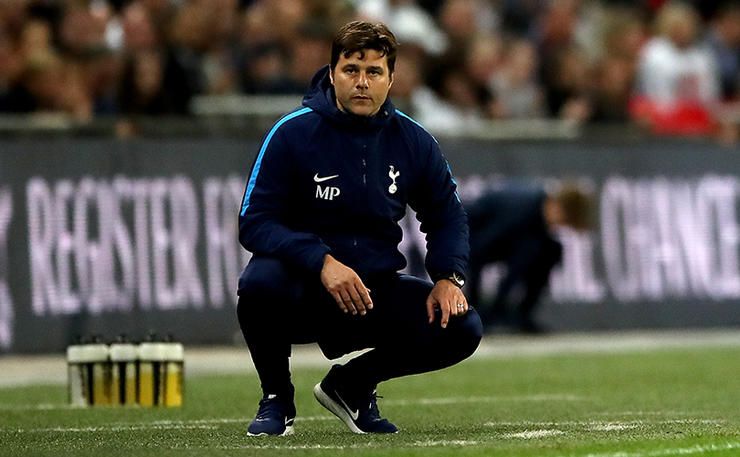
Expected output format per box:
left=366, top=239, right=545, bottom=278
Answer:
left=426, top=280, right=468, bottom=328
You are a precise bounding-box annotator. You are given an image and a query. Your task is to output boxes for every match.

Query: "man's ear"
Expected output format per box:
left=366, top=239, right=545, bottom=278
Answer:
left=388, top=71, right=394, bottom=89
left=329, top=68, right=335, bottom=85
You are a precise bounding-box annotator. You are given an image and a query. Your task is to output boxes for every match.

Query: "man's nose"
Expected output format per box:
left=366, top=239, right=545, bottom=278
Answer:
left=356, top=72, right=369, bottom=89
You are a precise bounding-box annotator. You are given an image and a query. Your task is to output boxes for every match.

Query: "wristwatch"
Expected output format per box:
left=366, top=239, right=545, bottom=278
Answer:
left=435, top=271, right=466, bottom=288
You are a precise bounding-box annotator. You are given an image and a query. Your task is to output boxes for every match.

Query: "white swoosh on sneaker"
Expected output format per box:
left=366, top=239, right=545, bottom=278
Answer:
left=335, top=391, right=359, bottom=421
left=314, top=174, right=339, bottom=183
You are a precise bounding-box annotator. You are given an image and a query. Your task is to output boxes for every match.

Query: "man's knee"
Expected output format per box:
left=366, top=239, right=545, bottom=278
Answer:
left=238, top=257, right=297, bottom=298
left=448, top=307, right=484, bottom=360
left=237, top=257, right=302, bottom=326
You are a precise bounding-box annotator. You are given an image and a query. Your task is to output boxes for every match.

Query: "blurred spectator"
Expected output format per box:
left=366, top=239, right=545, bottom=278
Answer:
left=206, top=0, right=241, bottom=95
left=0, top=29, right=23, bottom=110
left=590, top=55, right=634, bottom=122
left=118, top=49, right=168, bottom=114
left=542, top=44, right=593, bottom=123
left=122, top=2, right=196, bottom=114
left=284, top=20, right=334, bottom=93
left=588, top=7, right=645, bottom=123
left=438, top=0, right=498, bottom=52
left=354, top=0, right=448, bottom=55
left=388, top=47, right=424, bottom=112
left=61, top=3, right=120, bottom=116
left=500, top=0, right=543, bottom=37
left=632, top=2, right=719, bottom=135
left=4, top=48, right=91, bottom=119
left=419, top=56, right=491, bottom=134
left=466, top=182, right=592, bottom=334
left=490, top=39, right=544, bottom=119
left=535, top=0, right=594, bottom=123
left=601, top=7, right=646, bottom=65
left=238, top=1, right=290, bottom=93
left=121, top=2, right=159, bottom=53
left=704, top=3, right=740, bottom=101
left=464, top=33, right=503, bottom=97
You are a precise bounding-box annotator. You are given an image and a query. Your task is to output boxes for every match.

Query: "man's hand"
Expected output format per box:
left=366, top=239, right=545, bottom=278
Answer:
left=426, top=280, right=468, bottom=328
left=320, top=254, right=373, bottom=315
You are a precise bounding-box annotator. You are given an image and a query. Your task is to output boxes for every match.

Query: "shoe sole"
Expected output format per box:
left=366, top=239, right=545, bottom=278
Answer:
left=313, top=383, right=365, bottom=434
left=247, top=425, right=294, bottom=437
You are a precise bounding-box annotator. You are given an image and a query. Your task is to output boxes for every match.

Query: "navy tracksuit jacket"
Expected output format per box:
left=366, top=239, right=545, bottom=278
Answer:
left=238, top=65, right=468, bottom=284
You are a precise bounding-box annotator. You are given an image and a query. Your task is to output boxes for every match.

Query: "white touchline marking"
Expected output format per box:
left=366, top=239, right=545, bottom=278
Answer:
left=412, top=440, right=480, bottom=447
left=0, top=403, right=82, bottom=411
left=385, top=394, right=586, bottom=406
left=20, top=424, right=219, bottom=433
left=217, top=444, right=349, bottom=450
left=296, top=415, right=335, bottom=422
left=595, top=411, right=704, bottom=417
left=0, top=394, right=584, bottom=414
left=208, top=440, right=481, bottom=451
left=589, top=423, right=637, bottom=431
left=504, top=430, right=566, bottom=439
left=484, top=419, right=725, bottom=429
left=149, top=415, right=333, bottom=425
left=580, top=442, right=740, bottom=457
left=7, top=416, right=337, bottom=433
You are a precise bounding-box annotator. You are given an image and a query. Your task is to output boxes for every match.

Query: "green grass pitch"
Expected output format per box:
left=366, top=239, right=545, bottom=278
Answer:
left=1, top=344, right=738, bottom=456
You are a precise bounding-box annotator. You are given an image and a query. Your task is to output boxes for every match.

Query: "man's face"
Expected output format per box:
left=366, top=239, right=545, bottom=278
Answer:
left=330, top=49, right=393, bottom=117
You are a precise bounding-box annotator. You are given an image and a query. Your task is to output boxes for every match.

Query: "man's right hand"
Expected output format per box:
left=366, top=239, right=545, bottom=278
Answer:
left=320, top=254, right=373, bottom=315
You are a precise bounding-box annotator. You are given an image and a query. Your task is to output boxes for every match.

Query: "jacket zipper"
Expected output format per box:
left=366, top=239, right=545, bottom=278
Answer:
left=357, top=149, right=368, bottom=249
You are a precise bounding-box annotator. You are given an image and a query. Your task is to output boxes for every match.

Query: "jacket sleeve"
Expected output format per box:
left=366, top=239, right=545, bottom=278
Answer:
left=408, top=137, right=469, bottom=279
left=238, top=127, right=330, bottom=273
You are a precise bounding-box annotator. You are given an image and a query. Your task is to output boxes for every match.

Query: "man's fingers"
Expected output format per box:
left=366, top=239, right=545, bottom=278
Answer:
left=440, top=299, right=451, bottom=328
left=355, top=283, right=373, bottom=311
left=361, top=285, right=373, bottom=310
left=339, top=290, right=357, bottom=315
left=425, top=297, right=436, bottom=324
left=348, top=286, right=366, bottom=315
left=332, top=291, right=348, bottom=313
left=450, top=297, right=460, bottom=317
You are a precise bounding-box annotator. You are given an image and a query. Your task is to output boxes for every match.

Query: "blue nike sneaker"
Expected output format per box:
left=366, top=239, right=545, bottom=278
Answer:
left=247, top=394, right=296, bottom=436
left=313, top=365, right=398, bottom=434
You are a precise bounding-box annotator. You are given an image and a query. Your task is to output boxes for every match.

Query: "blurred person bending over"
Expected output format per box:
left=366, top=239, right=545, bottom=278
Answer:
left=236, top=21, right=482, bottom=436
left=466, top=182, right=591, bottom=334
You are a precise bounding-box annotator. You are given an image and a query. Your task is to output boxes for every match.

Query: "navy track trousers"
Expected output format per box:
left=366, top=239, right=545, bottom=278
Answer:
left=236, top=257, right=483, bottom=398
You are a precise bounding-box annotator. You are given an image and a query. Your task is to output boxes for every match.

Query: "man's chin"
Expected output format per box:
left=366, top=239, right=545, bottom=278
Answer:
left=347, top=108, right=375, bottom=117
left=338, top=100, right=377, bottom=117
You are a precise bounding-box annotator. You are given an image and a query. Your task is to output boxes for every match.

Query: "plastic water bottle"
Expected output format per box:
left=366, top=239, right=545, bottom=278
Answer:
left=137, top=337, right=166, bottom=407
left=109, top=337, right=138, bottom=406
left=66, top=339, right=88, bottom=407
left=87, top=337, right=112, bottom=406
left=163, top=338, right=184, bottom=407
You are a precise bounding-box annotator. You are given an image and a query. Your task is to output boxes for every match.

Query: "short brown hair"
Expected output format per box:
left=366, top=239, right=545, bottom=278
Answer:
left=331, top=21, right=399, bottom=73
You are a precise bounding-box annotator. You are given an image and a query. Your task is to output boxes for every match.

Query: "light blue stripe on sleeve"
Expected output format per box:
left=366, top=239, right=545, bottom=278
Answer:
left=395, top=109, right=438, bottom=144
left=240, top=107, right=313, bottom=216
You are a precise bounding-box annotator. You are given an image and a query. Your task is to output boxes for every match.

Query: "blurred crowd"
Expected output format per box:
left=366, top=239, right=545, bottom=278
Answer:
left=0, top=0, right=738, bottom=139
